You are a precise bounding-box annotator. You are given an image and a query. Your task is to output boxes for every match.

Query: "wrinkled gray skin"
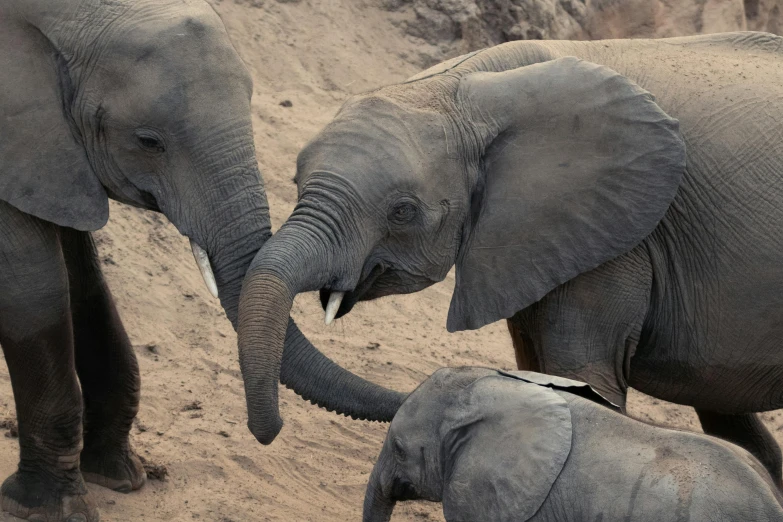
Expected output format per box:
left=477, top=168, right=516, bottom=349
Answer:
left=364, top=367, right=783, bottom=522
left=0, top=1, right=402, bottom=520
left=240, top=30, right=783, bottom=481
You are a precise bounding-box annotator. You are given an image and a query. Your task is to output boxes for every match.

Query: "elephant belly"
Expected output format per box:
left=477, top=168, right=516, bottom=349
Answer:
left=629, top=299, right=783, bottom=413
left=629, top=354, right=783, bottom=413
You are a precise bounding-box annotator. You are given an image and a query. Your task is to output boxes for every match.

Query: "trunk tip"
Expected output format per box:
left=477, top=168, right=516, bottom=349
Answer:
left=248, top=416, right=284, bottom=445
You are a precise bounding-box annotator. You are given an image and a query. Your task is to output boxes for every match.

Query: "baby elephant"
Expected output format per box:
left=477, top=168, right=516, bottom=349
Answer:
left=364, top=367, right=783, bottom=522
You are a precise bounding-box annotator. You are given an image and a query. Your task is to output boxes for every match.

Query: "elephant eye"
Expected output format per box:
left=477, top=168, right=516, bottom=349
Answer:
left=136, top=131, right=166, bottom=153
left=389, top=201, right=417, bottom=225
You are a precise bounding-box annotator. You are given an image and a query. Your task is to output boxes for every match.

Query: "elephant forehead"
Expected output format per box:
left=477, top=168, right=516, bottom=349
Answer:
left=297, top=108, right=459, bottom=195
left=96, top=8, right=252, bottom=99
left=396, top=367, right=498, bottom=420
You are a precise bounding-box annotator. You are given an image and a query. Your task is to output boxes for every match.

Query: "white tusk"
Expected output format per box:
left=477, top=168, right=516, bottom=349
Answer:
left=324, top=291, right=345, bottom=325
left=190, top=240, right=218, bottom=299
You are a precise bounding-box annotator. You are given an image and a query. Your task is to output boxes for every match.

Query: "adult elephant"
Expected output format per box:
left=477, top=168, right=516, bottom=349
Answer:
left=239, top=31, right=783, bottom=482
left=0, top=0, right=402, bottom=520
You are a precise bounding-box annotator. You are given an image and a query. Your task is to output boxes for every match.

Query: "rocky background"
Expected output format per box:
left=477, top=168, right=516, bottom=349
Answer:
left=388, top=0, right=782, bottom=64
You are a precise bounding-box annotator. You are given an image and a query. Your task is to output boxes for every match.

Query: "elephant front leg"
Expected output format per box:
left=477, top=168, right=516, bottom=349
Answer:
left=0, top=202, right=98, bottom=522
left=696, top=409, right=783, bottom=487
left=60, top=229, right=146, bottom=493
left=506, top=315, right=541, bottom=372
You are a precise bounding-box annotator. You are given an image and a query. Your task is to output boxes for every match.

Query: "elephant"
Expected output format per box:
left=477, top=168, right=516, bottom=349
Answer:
left=0, top=0, right=404, bottom=520
left=363, top=367, right=783, bottom=522
left=237, top=30, right=783, bottom=482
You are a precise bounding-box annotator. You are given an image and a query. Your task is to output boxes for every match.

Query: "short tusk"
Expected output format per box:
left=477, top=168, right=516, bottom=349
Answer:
left=324, top=291, right=345, bottom=325
left=190, top=240, right=218, bottom=299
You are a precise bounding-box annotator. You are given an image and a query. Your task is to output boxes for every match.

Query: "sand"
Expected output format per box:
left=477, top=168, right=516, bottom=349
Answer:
left=0, top=1, right=780, bottom=520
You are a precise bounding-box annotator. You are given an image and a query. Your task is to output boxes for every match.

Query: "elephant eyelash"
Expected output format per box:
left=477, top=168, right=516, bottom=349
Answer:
left=388, top=201, right=418, bottom=225
left=135, top=131, right=166, bottom=153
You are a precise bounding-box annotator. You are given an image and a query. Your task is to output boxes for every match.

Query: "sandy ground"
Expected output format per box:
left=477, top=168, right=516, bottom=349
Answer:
left=0, top=1, right=781, bottom=521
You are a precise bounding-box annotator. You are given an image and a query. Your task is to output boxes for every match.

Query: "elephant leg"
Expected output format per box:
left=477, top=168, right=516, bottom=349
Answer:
left=506, top=251, right=653, bottom=411
left=506, top=315, right=541, bottom=371
left=696, top=409, right=782, bottom=487
left=60, top=228, right=145, bottom=493
left=0, top=202, right=99, bottom=522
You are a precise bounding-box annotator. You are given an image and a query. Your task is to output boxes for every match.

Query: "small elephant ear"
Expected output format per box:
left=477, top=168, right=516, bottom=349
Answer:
left=441, top=375, right=572, bottom=522
left=0, top=18, right=108, bottom=231
left=447, top=57, right=685, bottom=331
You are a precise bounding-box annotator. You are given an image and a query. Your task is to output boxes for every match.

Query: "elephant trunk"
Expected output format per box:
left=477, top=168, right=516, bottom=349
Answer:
left=280, top=321, right=404, bottom=421
left=237, top=216, right=406, bottom=444
left=237, top=221, right=329, bottom=443
left=363, top=452, right=396, bottom=522
left=238, top=268, right=292, bottom=443
left=189, top=161, right=272, bottom=328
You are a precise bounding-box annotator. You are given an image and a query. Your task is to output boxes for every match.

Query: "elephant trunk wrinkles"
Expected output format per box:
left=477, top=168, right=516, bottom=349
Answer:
left=363, top=452, right=396, bottom=522
left=237, top=224, right=326, bottom=444
left=237, top=223, right=406, bottom=444
left=280, top=321, right=404, bottom=422
left=203, top=165, right=272, bottom=327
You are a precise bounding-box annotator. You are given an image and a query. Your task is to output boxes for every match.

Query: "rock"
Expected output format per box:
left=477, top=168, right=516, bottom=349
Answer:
left=0, top=418, right=18, bottom=438
left=387, top=0, right=782, bottom=62
left=139, top=455, right=168, bottom=481
left=744, top=0, right=783, bottom=33
left=182, top=401, right=203, bottom=411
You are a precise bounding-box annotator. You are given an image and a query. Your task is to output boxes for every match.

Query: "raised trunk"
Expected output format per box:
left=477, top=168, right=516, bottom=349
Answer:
left=363, top=455, right=396, bottom=522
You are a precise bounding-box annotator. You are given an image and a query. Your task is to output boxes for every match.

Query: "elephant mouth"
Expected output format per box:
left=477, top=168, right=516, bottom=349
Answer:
left=319, top=263, right=386, bottom=320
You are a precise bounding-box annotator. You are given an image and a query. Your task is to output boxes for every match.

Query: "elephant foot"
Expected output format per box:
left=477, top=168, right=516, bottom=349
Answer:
left=0, top=470, right=99, bottom=522
left=80, top=445, right=146, bottom=493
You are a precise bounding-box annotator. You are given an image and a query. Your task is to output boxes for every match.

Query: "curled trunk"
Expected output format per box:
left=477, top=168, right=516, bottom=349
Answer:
left=238, top=271, right=291, bottom=443
left=178, top=148, right=406, bottom=443
left=237, top=224, right=405, bottom=444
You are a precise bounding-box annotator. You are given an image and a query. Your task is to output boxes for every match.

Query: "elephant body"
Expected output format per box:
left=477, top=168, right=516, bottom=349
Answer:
left=241, top=31, right=783, bottom=479
left=363, top=368, right=783, bottom=522
left=489, top=32, right=783, bottom=414
left=0, top=1, right=402, bottom=519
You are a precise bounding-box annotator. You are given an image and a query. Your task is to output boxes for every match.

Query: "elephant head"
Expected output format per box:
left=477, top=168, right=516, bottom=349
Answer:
left=363, top=367, right=574, bottom=522
left=237, top=55, right=687, bottom=442
left=1, top=0, right=404, bottom=442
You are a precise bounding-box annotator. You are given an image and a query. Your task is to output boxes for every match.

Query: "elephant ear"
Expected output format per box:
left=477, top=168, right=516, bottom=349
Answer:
left=447, top=57, right=686, bottom=332
left=441, top=375, right=572, bottom=522
left=0, top=15, right=108, bottom=231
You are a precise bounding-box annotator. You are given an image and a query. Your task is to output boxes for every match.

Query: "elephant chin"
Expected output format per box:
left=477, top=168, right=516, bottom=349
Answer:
left=318, top=263, right=388, bottom=321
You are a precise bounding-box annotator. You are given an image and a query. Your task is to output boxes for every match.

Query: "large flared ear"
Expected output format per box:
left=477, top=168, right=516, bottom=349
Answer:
left=441, top=375, right=572, bottom=522
left=0, top=15, right=108, bottom=231
left=447, top=57, right=685, bottom=331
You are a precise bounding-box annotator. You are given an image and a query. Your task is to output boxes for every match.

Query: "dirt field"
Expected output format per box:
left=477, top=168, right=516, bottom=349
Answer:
left=0, top=1, right=780, bottom=520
